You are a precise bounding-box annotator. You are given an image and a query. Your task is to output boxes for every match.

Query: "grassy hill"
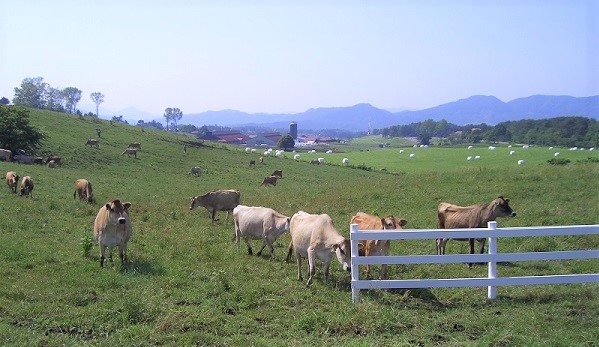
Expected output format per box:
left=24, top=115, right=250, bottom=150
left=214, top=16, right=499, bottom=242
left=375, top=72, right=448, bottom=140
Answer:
left=1, top=108, right=598, bottom=346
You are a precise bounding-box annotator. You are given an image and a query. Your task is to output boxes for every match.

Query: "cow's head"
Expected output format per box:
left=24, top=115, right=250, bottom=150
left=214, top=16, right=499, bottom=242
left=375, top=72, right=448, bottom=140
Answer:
left=105, top=200, right=131, bottom=225
left=381, top=215, right=408, bottom=229
left=332, top=239, right=352, bottom=272
left=494, top=196, right=516, bottom=217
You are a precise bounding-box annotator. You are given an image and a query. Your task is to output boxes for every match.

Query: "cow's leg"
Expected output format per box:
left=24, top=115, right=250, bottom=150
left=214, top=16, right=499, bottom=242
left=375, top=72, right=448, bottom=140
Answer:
left=468, top=238, right=475, bottom=268
left=99, top=245, right=106, bottom=268
left=296, top=255, right=303, bottom=281
left=323, top=260, right=331, bottom=284
left=256, top=240, right=267, bottom=256
left=119, top=244, right=128, bottom=264
left=306, top=248, right=316, bottom=287
left=477, top=238, right=486, bottom=254
left=438, top=238, right=448, bottom=255
left=244, top=238, right=253, bottom=255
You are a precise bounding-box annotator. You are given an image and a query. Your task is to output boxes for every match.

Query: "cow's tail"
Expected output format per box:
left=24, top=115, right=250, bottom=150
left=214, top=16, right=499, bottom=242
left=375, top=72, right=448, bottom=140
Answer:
left=285, top=240, right=294, bottom=263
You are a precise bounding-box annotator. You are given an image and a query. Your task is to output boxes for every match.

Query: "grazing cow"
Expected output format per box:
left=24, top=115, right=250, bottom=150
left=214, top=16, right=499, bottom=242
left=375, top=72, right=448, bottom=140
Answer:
left=554, top=152, right=560, bottom=157
left=249, top=159, right=256, bottom=168
left=261, top=175, right=278, bottom=186
left=93, top=200, right=133, bottom=267
left=33, top=157, right=44, bottom=165
left=317, top=157, right=324, bottom=164
left=342, top=158, right=349, bottom=165
left=46, top=156, right=61, bottom=165
left=350, top=212, right=407, bottom=279
left=0, top=149, right=11, bottom=161
left=517, top=160, right=525, bottom=165
left=293, top=154, right=300, bottom=160
left=285, top=211, right=351, bottom=287
left=122, top=148, right=138, bottom=158
left=271, top=170, right=283, bottom=178
left=233, top=205, right=291, bottom=258
left=86, top=139, right=100, bottom=147
left=259, top=156, right=264, bottom=164
left=467, top=156, right=472, bottom=161
left=310, top=159, right=320, bottom=165
left=6, top=171, right=19, bottom=193
left=19, top=176, right=34, bottom=197
left=128, top=142, right=141, bottom=149
left=189, top=189, right=241, bottom=223
left=74, top=179, right=94, bottom=203
left=409, top=153, right=415, bottom=158
left=437, top=196, right=516, bottom=267
left=245, top=147, right=252, bottom=153
left=188, top=166, right=201, bottom=177
left=509, top=150, right=515, bottom=155
left=47, top=160, right=57, bottom=168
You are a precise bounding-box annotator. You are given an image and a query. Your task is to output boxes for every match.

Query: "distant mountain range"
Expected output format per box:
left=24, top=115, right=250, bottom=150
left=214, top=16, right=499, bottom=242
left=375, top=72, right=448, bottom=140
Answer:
left=175, top=95, right=599, bottom=132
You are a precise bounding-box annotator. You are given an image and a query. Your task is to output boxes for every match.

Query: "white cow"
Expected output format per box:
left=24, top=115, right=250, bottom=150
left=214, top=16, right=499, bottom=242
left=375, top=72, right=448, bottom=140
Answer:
left=467, top=156, right=472, bottom=161
left=245, top=147, right=252, bottom=153
left=509, top=150, right=515, bottom=155
left=293, top=154, right=300, bottom=160
left=326, top=150, right=333, bottom=154
left=474, top=155, right=481, bottom=160
left=285, top=211, right=351, bottom=287
left=399, top=149, right=404, bottom=153
left=342, top=158, right=349, bottom=165
left=317, top=157, right=324, bottom=164
left=409, top=153, right=415, bottom=158
left=467, top=146, right=473, bottom=150
left=554, top=152, right=560, bottom=157
left=233, top=205, right=290, bottom=258
left=518, top=160, right=525, bottom=165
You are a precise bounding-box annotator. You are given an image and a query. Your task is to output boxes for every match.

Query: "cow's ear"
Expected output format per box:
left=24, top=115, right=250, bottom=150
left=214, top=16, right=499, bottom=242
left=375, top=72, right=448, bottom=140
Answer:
left=380, top=218, right=386, bottom=227
left=105, top=203, right=111, bottom=210
left=124, top=202, right=132, bottom=210
left=399, top=219, right=408, bottom=227
left=504, top=198, right=510, bottom=203
left=331, top=244, right=339, bottom=252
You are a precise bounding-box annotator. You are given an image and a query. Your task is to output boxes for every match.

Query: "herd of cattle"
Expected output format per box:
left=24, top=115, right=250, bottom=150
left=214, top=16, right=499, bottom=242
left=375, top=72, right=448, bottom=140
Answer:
left=4, top=140, right=518, bottom=285
left=185, top=187, right=516, bottom=286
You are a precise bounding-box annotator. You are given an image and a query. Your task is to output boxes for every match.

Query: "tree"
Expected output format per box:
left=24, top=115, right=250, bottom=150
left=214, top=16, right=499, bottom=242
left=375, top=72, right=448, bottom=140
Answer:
left=44, top=87, right=65, bottom=112
left=13, top=77, right=48, bottom=109
left=277, top=134, right=295, bottom=150
left=0, top=106, right=45, bottom=153
left=0, top=97, right=9, bottom=105
left=63, top=87, right=82, bottom=114
left=164, top=107, right=183, bottom=131
left=90, top=92, right=104, bottom=117
left=417, top=119, right=437, bottom=145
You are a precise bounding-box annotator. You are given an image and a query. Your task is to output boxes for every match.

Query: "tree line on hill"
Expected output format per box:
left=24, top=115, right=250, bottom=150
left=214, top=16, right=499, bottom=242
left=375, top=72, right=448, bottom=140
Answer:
left=376, top=117, right=599, bottom=148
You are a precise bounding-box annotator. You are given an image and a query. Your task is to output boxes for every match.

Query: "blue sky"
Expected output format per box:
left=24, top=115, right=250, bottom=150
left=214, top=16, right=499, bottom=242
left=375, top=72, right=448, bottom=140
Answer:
left=1, top=1, right=598, bottom=118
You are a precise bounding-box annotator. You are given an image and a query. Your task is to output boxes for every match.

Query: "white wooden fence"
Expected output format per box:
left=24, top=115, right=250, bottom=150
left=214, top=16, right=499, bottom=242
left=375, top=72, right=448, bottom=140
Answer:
left=350, top=221, right=599, bottom=304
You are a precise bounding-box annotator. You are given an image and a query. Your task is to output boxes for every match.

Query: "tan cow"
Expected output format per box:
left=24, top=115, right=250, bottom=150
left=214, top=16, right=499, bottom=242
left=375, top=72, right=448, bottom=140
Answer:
left=122, top=148, right=138, bottom=158
left=285, top=211, right=351, bottom=287
left=437, top=196, right=516, bottom=267
left=271, top=170, right=283, bottom=178
left=5, top=171, right=19, bottom=193
left=19, top=176, right=34, bottom=197
left=260, top=175, right=278, bottom=187
left=74, top=179, right=94, bottom=203
left=189, top=189, right=241, bottom=223
left=233, top=205, right=290, bottom=258
left=86, top=139, right=100, bottom=147
left=350, top=212, right=407, bottom=279
left=93, top=200, right=133, bottom=267
left=128, top=142, right=141, bottom=149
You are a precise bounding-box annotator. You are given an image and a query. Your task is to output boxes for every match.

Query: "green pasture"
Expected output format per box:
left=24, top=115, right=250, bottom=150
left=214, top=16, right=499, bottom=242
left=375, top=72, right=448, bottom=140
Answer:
left=0, top=108, right=598, bottom=346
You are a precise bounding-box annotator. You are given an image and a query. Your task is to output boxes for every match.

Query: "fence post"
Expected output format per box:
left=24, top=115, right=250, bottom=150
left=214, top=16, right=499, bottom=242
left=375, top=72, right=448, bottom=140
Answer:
left=350, top=223, right=360, bottom=304
left=487, top=221, right=498, bottom=299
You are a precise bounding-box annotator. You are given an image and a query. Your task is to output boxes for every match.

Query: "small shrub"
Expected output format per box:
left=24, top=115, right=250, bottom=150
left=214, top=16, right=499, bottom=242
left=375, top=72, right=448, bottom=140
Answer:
left=577, top=156, right=599, bottom=163
left=547, top=158, right=570, bottom=165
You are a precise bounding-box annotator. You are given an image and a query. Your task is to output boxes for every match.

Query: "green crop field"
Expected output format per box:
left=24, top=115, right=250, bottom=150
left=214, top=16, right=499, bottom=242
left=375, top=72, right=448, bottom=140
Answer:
left=1, top=108, right=598, bottom=346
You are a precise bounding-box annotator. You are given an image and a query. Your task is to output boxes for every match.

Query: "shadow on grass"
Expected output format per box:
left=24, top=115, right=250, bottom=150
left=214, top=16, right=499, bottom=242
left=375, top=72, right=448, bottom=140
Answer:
left=119, top=258, right=165, bottom=276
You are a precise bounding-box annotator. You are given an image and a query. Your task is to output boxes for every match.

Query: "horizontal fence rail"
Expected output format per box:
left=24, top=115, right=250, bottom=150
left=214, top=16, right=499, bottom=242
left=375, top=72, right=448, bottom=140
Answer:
left=350, top=221, right=599, bottom=304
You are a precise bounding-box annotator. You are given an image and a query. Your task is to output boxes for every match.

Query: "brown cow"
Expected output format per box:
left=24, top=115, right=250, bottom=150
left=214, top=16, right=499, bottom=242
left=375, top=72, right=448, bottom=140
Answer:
left=86, top=139, right=100, bottom=147
left=5, top=171, right=19, bottom=193
left=46, top=156, right=61, bottom=165
left=436, top=196, right=516, bottom=267
left=261, top=175, right=278, bottom=187
left=189, top=189, right=241, bottom=223
left=122, top=148, right=138, bottom=158
left=249, top=159, right=256, bottom=168
left=74, top=179, right=94, bottom=203
left=93, top=200, right=133, bottom=267
left=19, top=176, right=34, bottom=197
left=271, top=170, right=283, bottom=178
left=285, top=211, right=351, bottom=287
left=350, top=212, right=407, bottom=279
